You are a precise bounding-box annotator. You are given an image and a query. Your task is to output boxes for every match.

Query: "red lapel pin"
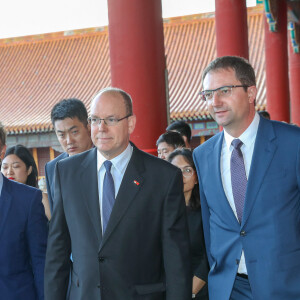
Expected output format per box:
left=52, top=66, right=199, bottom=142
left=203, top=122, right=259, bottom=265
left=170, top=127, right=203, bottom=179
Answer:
left=134, top=180, right=140, bottom=186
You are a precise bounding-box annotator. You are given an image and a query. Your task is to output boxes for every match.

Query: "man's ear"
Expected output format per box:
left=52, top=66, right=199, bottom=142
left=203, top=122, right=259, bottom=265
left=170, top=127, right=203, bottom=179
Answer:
left=87, top=122, right=91, bottom=133
left=128, top=115, right=136, bottom=135
left=248, top=86, right=257, bottom=104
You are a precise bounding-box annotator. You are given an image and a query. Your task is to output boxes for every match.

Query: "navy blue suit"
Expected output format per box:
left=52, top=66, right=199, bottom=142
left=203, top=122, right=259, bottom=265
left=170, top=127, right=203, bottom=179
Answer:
left=193, top=117, right=300, bottom=299
left=0, top=175, right=48, bottom=300
left=45, top=152, right=68, bottom=213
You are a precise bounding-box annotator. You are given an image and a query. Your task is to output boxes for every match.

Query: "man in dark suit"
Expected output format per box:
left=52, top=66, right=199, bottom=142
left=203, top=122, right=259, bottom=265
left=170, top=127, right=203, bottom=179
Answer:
left=45, top=98, right=93, bottom=213
left=44, top=87, right=192, bottom=300
left=193, top=56, right=300, bottom=299
left=0, top=123, right=48, bottom=300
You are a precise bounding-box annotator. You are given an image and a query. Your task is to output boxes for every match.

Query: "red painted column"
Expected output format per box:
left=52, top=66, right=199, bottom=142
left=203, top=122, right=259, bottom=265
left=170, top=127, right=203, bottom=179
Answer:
left=288, top=34, right=300, bottom=126
left=107, top=0, right=167, bottom=154
left=215, top=0, right=249, bottom=59
left=264, top=0, right=290, bottom=122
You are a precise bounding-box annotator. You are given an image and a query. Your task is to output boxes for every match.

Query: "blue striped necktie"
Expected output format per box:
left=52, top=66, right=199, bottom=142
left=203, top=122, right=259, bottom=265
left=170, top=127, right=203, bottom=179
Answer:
left=102, top=160, right=115, bottom=233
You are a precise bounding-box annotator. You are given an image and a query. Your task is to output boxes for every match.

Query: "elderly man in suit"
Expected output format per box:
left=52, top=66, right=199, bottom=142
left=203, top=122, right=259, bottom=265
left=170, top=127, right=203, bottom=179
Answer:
left=0, top=122, right=48, bottom=300
left=193, top=56, right=300, bottom=299
left=44, top=87, right=192, bottom=300
left=45, top=98, right=93, bottom=213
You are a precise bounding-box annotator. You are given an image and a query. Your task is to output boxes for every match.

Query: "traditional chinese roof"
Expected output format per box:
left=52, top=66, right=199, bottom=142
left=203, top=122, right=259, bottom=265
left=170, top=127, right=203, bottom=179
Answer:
left=0, top=6, right=265, bottom=135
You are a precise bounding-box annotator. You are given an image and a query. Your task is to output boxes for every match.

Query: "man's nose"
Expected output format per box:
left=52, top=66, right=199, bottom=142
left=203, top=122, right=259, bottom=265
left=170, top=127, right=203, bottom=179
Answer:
left=66, top=134, right=74, bottom=144
left=97, top=120, right=108, bottom=131
left=211, top=92, right=222, bottom=106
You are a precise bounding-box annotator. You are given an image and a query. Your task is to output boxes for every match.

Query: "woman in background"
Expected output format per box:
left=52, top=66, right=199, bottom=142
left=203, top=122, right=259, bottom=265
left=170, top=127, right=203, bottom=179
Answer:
left=1, top=144, right=51, bottom=220
left=169, top=148, right=209, bottom=299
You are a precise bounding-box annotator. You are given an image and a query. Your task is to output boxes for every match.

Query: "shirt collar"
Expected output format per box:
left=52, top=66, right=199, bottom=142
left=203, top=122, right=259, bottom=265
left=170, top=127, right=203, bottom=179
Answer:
left=224, top=112, right=260, bottom=150
left=97, top=143, right=133, bottom=174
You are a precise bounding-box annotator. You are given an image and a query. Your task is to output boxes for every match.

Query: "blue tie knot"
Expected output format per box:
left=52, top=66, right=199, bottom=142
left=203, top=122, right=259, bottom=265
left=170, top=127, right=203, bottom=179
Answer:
left=232, top=139, right=243, bottom=150
left=104, top=160, right=112, bottom=173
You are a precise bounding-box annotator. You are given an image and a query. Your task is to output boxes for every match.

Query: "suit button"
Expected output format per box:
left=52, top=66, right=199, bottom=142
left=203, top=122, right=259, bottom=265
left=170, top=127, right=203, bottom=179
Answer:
left=98, top=256, right=105, bottom=262
left=240, top=230, right=246, bottom=237
left=97, top=284, right=100, bottom=288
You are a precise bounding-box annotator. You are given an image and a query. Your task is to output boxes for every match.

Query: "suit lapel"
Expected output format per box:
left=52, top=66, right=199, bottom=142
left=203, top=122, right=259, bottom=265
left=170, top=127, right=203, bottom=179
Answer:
left=50, top=152, right=68, bottom=198
left=99, top=146, right=144, bottom=250
left=79, top=148, right=102, bottom=243
left=208, top=132, right=240, bottom=226
left=242, top=118, right=277, bottom=226
left=0, top=177, right=12, bottom=238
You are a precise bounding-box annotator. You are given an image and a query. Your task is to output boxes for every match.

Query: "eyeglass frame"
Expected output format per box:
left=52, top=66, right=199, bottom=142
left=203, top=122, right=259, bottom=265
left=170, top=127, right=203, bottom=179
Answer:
left=199, top=85, right=249, bottom=101
left=87, top=114, right=132, bottom=126
left=181, top=166, right=194, bottom=178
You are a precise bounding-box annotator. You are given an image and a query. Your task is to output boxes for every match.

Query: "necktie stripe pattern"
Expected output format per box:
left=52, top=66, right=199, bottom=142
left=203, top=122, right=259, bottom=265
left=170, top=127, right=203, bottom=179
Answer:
left=102, top=160, right=115, bottom=233
left=230, top=139, right=247, bottom=223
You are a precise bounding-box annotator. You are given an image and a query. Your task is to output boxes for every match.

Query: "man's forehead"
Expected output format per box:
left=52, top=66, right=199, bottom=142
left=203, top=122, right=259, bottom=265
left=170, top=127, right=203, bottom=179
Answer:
left=54, top=117, right=83, bottom=130
left=91, top=91, right=126, bottom=112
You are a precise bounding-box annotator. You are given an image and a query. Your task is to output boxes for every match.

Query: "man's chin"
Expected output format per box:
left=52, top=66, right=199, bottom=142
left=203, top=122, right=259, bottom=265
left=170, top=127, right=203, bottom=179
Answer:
left=67, top=150, right=80, bottom=156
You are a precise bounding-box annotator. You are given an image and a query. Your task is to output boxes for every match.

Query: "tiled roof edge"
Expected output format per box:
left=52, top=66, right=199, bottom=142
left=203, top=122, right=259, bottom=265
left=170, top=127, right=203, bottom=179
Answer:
left=0, top=26, right=108, bottom=46
left=5, top=124, right=54, bottom=135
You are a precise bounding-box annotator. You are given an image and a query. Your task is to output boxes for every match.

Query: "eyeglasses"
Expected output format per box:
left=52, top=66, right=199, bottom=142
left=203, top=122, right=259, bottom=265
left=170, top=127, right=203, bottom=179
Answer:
left=200, top=85, right=249, bottom=101
left=181, top=167, right=194, bottom=178
left=87, top=114, right=132, bottom=126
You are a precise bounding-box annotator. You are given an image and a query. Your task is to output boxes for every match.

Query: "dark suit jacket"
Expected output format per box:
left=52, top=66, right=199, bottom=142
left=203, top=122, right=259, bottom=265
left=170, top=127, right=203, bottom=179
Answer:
left=44, top=145, right=192, bottom=300
left=0, top=175, right=48, bottom=300
left=186, top=206, right=209, bottom=299
left=193, top=117, right=300, bottom=300
left=45, top=152, right=68, bottom=213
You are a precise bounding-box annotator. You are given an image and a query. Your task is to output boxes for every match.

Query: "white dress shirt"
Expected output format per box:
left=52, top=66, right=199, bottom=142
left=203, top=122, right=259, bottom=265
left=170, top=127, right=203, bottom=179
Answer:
left=220, top=112, right=260, bottom=274
left=97, top=143, right=133, bottom=233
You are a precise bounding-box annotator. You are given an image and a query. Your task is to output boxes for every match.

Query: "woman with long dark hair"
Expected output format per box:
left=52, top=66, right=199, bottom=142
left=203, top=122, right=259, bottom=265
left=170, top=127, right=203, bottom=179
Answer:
left=169, top=148, right=209, bottom=299
left=1, top=144, right=51, bottom=220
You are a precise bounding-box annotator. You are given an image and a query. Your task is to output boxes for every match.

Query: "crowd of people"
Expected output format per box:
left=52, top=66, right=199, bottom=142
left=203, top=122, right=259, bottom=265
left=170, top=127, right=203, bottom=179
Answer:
left=0, top=55, right=299, bottom=300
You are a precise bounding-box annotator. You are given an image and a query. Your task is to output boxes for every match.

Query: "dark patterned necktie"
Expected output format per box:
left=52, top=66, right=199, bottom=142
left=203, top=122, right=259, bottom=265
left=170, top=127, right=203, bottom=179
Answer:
left=230, top=139, right=247, bottom=223
left=102, top=160, right=115, bottom=233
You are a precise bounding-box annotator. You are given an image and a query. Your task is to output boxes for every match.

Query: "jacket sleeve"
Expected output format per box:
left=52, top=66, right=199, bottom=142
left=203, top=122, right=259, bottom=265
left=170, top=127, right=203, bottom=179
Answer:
left=44, top=163, right=72, bottom=300
left=193, top=150, right=213, bottom=268
left=162, top=168, right=192, bottom=299
left=27, top=188, right=48, bottom=300
left=193, top=212, right=209, bottom=282
left=45, top=162, right=54, bottom=213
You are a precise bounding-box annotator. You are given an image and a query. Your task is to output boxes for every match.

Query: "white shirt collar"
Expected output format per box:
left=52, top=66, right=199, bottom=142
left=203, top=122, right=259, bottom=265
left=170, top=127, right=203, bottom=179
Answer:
left=224, top=112, right=260, bottom=150
left=97, top=143, right=133, bottom=174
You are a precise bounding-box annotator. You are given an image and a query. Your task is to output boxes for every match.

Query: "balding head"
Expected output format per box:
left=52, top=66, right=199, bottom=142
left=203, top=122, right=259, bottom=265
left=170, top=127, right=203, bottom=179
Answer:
left=90, top=87, right=136, bottom=159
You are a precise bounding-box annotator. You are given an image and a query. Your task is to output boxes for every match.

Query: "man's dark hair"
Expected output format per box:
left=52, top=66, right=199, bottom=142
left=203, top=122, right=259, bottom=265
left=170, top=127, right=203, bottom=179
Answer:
left=51, top=98, right=89, bottom=127
left=0, top=122, right=6, bottom=151
left=4, top=144, right=38, bottom=188
left=97, top=87, right=133, bottom=116
left=156, top=131, right=185, bottom=148
left=202, top=56, right=256, bottom=91
left=166, top=121, right=192, bottom=143
left=258, top=110, right=271, bottom=120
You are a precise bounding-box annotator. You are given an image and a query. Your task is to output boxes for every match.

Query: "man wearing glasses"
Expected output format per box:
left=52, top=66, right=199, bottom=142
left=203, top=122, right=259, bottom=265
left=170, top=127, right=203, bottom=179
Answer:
left=193, top=56, right=300, bottom=299
left=44, top=87, right=191, bottom=300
